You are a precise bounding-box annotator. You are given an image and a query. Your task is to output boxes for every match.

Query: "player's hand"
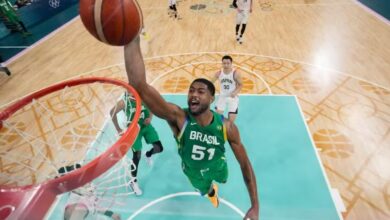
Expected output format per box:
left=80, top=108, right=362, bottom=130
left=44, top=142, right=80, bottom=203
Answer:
left=230, top=93, right=237, bottom=98
left=143, top=118, right=151, bottom=125
left=118, top=130, right=124, bottom=136
left=244, top=206, right=259, bottom=220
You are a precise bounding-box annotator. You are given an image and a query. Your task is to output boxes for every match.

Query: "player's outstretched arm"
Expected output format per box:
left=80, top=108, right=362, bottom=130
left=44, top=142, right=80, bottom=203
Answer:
left=226, top=121, right=259, bottom=220
left=124, top=37, right=185, bottom=127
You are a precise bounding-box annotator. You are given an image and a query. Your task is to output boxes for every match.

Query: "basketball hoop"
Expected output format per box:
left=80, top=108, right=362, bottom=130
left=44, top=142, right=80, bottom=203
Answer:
left=0, top=77, right=141, bottom=219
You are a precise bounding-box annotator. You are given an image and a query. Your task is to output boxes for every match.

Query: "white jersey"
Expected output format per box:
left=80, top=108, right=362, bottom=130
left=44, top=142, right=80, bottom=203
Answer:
left=237, top=0, right=251, bottom=11
left=218, top=69, right=237, bottom=96
left=168, top=0, right=176, bottom=6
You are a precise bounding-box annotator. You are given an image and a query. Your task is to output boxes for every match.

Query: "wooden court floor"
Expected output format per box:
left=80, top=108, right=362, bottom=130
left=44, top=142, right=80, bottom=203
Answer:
left=1, top=0, right=390, bottom=219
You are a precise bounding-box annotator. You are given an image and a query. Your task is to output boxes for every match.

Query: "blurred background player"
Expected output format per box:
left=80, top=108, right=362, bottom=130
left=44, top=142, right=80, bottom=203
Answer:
left=0, top=0, right=31, bottom=37
left=168, top=0, right=179, bottom=19
left=111, top=92, right=164, bottom=196
left=234, top=0, right=252, bottom=44
left=212, top=55, right=242, bottom=122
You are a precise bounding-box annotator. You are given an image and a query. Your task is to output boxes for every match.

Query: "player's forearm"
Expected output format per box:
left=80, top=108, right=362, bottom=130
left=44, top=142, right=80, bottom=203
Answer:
left=124, top=37, right=147, bottom=90
left=139, top=85, right=176, bottom=120
left=242, top=161, right=259, bottom=208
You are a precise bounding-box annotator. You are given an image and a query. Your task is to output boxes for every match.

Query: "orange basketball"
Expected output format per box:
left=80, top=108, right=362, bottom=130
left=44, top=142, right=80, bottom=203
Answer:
left=79, top=0, right=143, bottom=46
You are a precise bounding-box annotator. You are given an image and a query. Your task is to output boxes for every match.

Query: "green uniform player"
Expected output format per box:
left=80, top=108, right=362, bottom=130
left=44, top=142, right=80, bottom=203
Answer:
left=111, top=93, right=164, bottom=196
left=124, top=38, right=259, bottom=220
left=0, top=0, right=30, bottom=36
left=123, top=93, right=160, bottom=152
left=177, top=109, right=228, bottom=195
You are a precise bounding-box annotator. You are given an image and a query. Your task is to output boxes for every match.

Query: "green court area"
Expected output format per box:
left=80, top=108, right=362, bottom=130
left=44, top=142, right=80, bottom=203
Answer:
left=48, top=95, right=340, bottom=220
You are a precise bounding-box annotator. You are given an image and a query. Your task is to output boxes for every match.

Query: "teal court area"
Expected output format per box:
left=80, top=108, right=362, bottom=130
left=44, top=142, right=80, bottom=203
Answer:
left=48, top=95, right=340, bottom=220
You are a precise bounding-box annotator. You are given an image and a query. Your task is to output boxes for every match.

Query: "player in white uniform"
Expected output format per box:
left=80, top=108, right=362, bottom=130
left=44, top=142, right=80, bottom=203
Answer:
left=212, top=55, right=243, bottom=122
left=168, top=0, right=179, bottom=19
left=233, top=0, right=253, bottom=44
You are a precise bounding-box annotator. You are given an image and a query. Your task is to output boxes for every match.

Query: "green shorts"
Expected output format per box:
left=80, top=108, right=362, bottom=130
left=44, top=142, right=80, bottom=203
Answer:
left=182, top=159, right=228, bottom=195
left=131, top=124, right=160, bottom=152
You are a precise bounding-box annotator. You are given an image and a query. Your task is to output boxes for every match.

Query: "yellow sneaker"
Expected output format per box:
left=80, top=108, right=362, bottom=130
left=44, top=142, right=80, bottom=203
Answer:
left=207, top=184, right=219, bottom=208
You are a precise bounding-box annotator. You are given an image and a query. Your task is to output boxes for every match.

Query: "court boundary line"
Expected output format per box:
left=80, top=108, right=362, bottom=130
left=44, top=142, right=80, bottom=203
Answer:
left=127, top=191, right=245, bottom=220
left=353, top=0, right=390, bottom=25
left=293, top=95, right=344, bottom=220
left=149, top=61, right=272, bottom=94
left=4, top=16, right=80, bottom=65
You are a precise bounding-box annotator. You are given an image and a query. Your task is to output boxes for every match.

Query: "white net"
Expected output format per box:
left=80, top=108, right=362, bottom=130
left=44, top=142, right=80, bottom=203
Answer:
left=0, top=79, right=138, bottom=195
left=59, top=155, right=136, bottom=219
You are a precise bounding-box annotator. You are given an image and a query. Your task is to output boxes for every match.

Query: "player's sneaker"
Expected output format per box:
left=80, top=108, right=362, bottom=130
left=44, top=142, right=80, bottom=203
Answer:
left=236, top=34, right=240, bottom=41
left=145, top=153, right=153, bottom=167
left=238, top=37, right=243, bottom=44
left=130, top=181, right=143, bottom=196
left=207, top=184, right=219, bottom=208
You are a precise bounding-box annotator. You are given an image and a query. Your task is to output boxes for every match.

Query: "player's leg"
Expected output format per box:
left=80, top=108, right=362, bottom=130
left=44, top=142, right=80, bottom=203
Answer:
left=182, top=164, right=211, bottom=195
left=236, top=12, right=244, bottom=42
left=131, top=149, right=142, bottom=178
left=144, top=125, right=164, bottom=166
left=182, top=163, right=219, bottom=207
left=227, top=96, right=239, bottom=122
left=211, top=161, right=228, bottom=184
left=238, top=12, right=249, bottom=44
left=235, top=24, right=241, bottom=41
left=130, top=132, right=143, bottom=195
left=215, top=96, right=227, bottom=115
left=204, top=162, right=229, bottom=208
left=172, top=4, right=178, bottom=18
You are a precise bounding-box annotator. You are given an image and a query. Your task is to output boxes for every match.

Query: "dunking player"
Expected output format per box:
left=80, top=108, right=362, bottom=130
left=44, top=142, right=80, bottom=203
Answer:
left=124, top=37, right=259, bottom=219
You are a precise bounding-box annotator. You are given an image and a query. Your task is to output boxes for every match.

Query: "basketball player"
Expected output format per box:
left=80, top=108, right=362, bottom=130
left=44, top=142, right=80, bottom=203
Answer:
left=111, top=92, right=164, bottom=196
left=59, top=165, right=121, bottom=220
left=0, top=0, right=31, bottom=37
left=212, top=55, right=242, bottom=122
left=235, top=0, right=253, bottom=44
left=124, top=37, right=259, bottom=220
left=168, top=0, right=179, bottom=19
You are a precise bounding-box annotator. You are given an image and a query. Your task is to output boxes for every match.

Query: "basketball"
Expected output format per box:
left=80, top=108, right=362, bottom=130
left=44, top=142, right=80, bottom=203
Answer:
left=79, top=0, right=143, bottom=46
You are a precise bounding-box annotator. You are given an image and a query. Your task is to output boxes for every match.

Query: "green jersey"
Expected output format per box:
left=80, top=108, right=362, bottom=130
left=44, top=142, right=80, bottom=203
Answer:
left=0, top=0, right=19, bottom=22
left=176, top=109, right=227, bottom=169
left=123, top=93, right=150, bottom=129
